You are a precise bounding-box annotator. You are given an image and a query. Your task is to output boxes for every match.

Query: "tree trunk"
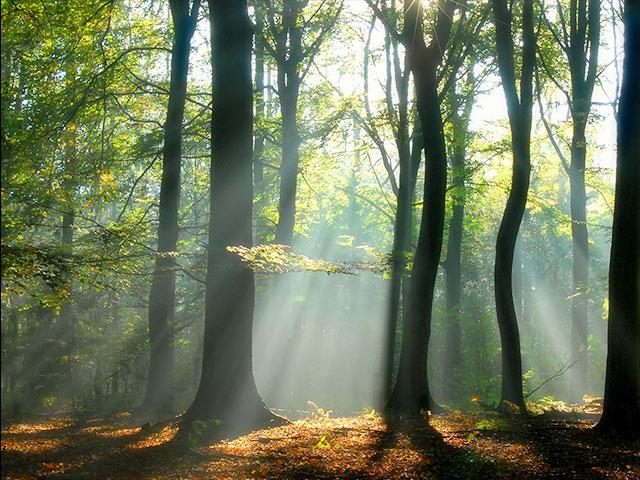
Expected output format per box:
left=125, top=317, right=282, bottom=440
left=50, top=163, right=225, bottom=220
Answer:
left=494, top=133, right=529, bottom=411
left=275, top=83, right=300, bottom=245
left=442, top=69, right=474, bottom=402
left=275, top=1, right=303, bottom=245
left=444, top=163, right=464, bottom=401
left=383, top=140, right=413, bottom=403
left=569, top=118, right=589, bottom=401
left=382, top=40, right=414, bottom=404
left=181, top=0, right=281, bottom=439
left=387, top=0, right=456, bottom=413
left=562, top=0, right=600, bottom=403
left=253, top=9, right=267, bottom=242
left=596, top=0, right=640, bottom=436
left=60, top=209, right=76, bottom=410
left=389, top=66, right=446, bottom=413
left=491, top=0, right=535, bottom=412
left=253, top=10, right=265, bottom=192
left=141, top=0, right=199, bottom=416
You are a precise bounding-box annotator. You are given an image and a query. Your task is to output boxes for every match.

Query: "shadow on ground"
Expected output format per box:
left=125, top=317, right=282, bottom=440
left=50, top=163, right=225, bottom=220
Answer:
left=1, top=412, right=638, bottom=479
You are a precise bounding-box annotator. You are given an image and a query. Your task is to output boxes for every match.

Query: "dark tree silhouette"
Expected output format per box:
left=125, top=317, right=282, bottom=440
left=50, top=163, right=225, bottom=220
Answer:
left=443, top=67, right=475, bottom=402
left=264, top=0, right=341, bottom=245
left=361, top=1, right=423, bottom=404
left=491, top=0, right=535, bottom=412
left=538, top=0, right=601, bottom=401
left=596, top=0, right=640, bottom=437
left=180, top=0, right=282, bottom=438
left=387, top=0, right=458, bottom=414
left=141, top=0, right=200, bottom=416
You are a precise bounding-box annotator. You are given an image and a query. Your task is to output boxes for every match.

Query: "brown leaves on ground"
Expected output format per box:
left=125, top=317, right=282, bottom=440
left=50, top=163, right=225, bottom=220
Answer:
left=1, top=411, right=638, bottom=479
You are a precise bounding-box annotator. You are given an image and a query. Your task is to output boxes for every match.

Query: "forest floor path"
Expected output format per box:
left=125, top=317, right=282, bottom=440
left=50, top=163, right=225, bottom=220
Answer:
left=2, top=410, right=638, bottom=479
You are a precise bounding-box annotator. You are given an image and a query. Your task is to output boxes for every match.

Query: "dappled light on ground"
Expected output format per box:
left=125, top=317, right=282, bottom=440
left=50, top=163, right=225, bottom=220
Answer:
left=2, top=411, right=638, bottom=479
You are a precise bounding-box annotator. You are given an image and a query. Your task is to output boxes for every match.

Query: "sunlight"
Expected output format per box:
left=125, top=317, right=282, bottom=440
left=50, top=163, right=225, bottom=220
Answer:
left=253, top=230, right=387, bottom=417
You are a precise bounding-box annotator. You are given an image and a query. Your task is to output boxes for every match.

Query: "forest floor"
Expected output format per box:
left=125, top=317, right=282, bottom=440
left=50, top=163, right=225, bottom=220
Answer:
left=2, top=408, right=639, bottom=479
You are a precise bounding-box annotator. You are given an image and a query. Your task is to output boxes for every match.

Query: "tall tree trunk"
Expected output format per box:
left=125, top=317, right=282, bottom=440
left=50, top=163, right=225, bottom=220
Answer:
left=60, top=209, right=76, bottom=410
left=275, top=0, right=303, bottom=245
left=387, top=0, right=456, bottom=414
left=596, top=0, right=640, bottom=436
left=140, top=0, right=200, bottom=416
left=491, top=0, right=535, bottom=412
left=181, top=0, right=281, bottom=439
left=443, top=154, right=465, bottom=402
left=566, top=0, right=600, bottom=402
left=383, top=141, right=412, bottom=402
left=382, top=41, right=414, bottom=404
left=442, top=69, right=474, bottom=402
left=60, top=98, right=77, bottom=410
left=569, top=118, right=589, bottom=400
left=253, top=8, right=266, bottom=242
left=253, top=9, right=265, bottom=192
left=275, top=83, right=300, bottom=245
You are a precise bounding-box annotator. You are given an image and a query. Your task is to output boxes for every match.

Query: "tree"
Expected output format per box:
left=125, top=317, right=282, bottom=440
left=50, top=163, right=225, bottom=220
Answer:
left=140, top=0, right=201, bottom=416
left=263, top=0, right=342, bottom=245
left=360, top=1, right=423, bottom=404
left=443, top=66, right=476, bottom=402
left=538, top=0, right=600, bottom=401
left=387, top=0, right=459, bottom=414
left=491, top=0, right=535, bottom=412
left=180, top=0, right=282, bottom=438
left=596, top=0, right=640, bottom=436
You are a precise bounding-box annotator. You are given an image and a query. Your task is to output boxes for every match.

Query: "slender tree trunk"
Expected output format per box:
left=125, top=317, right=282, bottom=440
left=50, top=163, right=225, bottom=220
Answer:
left=254, top=10, right=265, bottom=192
left=383, top=142, right=412, bottom=402
left=389, top=68, right=446, bottom=413
left=181, top=0, right=281, bottom=439
left=596, top=0, right=640, bottom=436
left=494, top=131, right=530, bottom=411
left=444, top=163, right=464, bottom=401
left=388, top=0, right=456, bottom=413
left=275, top=1, right=303, bottom=245
left=275, top=83, right=300, bottom=245
left=141, top=0, right=199, bottom=415
left=569, top=118, right=589, bottom=400
left=565, top=0, right=600, bottom=403
left=382, top=48, right=413, bottom=404
left=60, top=209, right=76, bottom=410
left=491, top=0, right=535, bottom=412
left=253, top=9, right=268, bottom=243
left=442, top=70, right=474, bottom=402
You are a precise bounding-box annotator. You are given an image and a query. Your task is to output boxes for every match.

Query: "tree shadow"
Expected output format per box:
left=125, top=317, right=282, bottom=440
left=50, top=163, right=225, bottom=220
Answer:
left=4, top=413, right=635, bottom=479
left=370, top=414, right=512, bottom=479
left=513, top=414, right=640, bottom=477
